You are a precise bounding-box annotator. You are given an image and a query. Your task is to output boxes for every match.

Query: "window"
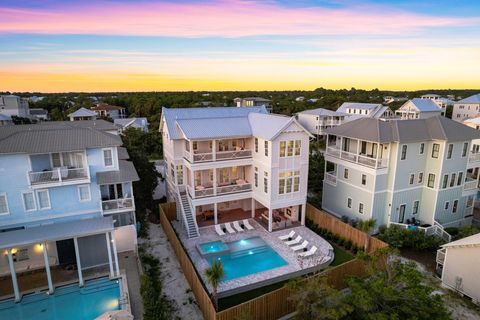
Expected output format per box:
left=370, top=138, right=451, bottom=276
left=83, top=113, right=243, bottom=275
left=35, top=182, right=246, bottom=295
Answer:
left=401, top=145, right=407, bottom=160
left=278, top=170, right=301, bottom=194
left=347, top=198, right=352, bottom=208
left=409, top=174, right=414, bottom=185
left=280, top=141, right=286, bottom=157
left=447, top=144, right=453, bottom=159
left=264, top=177, right=268, bottom=193
left=419, top=143, right=425, bottom=154
left=254, top=168, right=258, bottom=188
left=294, top=140, right=301, bottom=156
left=442, top=174, right=448, bottom=188
left=444, top=201, right=449, bottom=210
left=0, top=193, right=8, bottom=215
left=450, top=173, right=456, bottom=188
left=462, top=142, right=468, bottom=157
left=192, top=141, right=198, bottom=150
left=22, top=191, right=36, bottom=211
left=418, top=172, right=423, bottom=184
left=254, top=138, right=258, bottom=153
left=361, top=174, right=366, bottom=186
left=413, top=200, right=419, bottom=214
left=103, top=148, right=113, bottom=167
left=427, top=174, right=435, bottom=188
left=294, top=175, right=300, bottom=192
left=452, top=200, right=458, bottom=213
left=176, top=165, right=184, bottom=184
left=344, top=168, right=349, bottom=179
left=432, top=143, right=440, bottom=158
left=278, top=178, right=285, bottom=194
left=264, top=141, right=269, bottom=156
left=359, top=203, right=364, bottom=214
left=457, top=172, right=463, bottom=186
left=287, top=141, right=294, bottom=156
left=78, top=185, right=91, bottom=202
left=36, top=190, right=50, bottom=210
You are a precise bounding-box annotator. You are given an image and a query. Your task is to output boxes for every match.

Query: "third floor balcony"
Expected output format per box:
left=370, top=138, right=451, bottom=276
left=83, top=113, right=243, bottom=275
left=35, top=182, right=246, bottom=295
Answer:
left=326, top=136, right=389, bottom=169
left=183, top=138, right=253, bottom=163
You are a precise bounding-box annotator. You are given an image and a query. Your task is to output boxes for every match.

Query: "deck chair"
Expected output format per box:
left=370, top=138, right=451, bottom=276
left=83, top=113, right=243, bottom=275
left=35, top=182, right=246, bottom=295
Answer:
left=299, top=246, right=317, bottom=258
left=243, top=219, right=254, bottom=230
left=215, top=224, right=226, bottom=236
left=278, top=230, right=295, bottom=241
left=224, top=222, right=236, bottom=234
left=285, top=235, right=302, bottom=246
left=291, top=240, right=309, bottom=252
left=233, top=221, right=244, bottom=232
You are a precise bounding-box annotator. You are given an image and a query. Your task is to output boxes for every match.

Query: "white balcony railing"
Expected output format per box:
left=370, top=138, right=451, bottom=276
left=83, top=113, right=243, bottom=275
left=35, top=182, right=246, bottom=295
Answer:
left=216, top=150, right=252, bottom=161
left=436, top=248, right=446, bottom=265
left=187, top=182, right=252, bottom=199
left=190, top=185, right=215, bottom=198
left=216, top=183, right=252, bottom=195
left=464, top=179, right=478, bottom=190
left=101, top=198, right=134, bottom=213
left=28, top=167, right=89, bottom=185
left=326, top=146, right=388, bottom=169
left=325, top=172, right=337, bottom=185
left=469, top=152, right=480, bottom=163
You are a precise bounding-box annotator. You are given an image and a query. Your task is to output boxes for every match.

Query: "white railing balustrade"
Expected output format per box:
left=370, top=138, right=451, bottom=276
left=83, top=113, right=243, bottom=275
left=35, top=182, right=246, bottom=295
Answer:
left=216, top=183, right=252, bottom=195
left=436, top=248, right=446, bottom=265
left=216, top=150, right=252, bottom=160
left=464, top=179, right=478, bottom=190
left=469, top=152, right=480, bottom=163
left=28, top=167, right=88, bottom=185
left=325, top=172, right=337, bottom=184
left=326, top=146, right=388, bottom=169
left=101, top=198, right=134, bottom=213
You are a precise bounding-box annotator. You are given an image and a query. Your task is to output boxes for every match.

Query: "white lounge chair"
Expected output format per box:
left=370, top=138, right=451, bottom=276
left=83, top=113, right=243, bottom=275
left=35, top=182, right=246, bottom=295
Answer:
left=233, top=221, right=244, bottom=232
left=224, top=223, right=236, bottom=234
left=291, top=240, right=308, bottom=252
left=285, top=235, right=302, bottom=246
left=299, top=246, right=317, bottom=258
left=215, top=224, right=225, bottom=236
left=243, top=219, right=254, bottom=230
left=278, top=230, right=295, bottom=241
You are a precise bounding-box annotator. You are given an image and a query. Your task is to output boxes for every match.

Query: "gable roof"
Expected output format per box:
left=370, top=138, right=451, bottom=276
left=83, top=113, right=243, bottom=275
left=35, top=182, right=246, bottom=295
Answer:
left=421, top=94, right=441, bottom=98
left=114, top=117, right=148, bottom=129
left=337, top=102, right=383, bottom=112
left=68, top=107, right=97, bottom=117
left=441, top=233, right=480, bottom=248
left=456, top=93, right=480, bottom=104
left=297, top=108, right=347, bottom=117
left=325, top=116, right=480, bottom=143
left=400, top=98, right=441, bottom=112
left=176, top=117, right=252, bottom=139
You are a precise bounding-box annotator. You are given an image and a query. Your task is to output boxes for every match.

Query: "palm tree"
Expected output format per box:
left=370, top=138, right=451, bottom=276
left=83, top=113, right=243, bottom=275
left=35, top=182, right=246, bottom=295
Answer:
left=204, top=260, right=225, bottom=309
left=357, top=218, right=376, bottom=253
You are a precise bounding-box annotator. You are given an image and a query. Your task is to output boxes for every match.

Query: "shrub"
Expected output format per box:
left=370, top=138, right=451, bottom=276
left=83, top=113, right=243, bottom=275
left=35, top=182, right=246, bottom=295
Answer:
left=338, top=237, right=345, bottom=247
left=345, top=240, right=352, bottom=250
left=378, top=225, right=445, bottom=251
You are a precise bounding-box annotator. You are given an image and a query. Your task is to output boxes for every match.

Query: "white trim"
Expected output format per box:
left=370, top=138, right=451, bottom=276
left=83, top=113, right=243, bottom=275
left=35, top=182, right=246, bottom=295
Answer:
left=36, top=189, right=51, bottom=210
left=0, top=192, right=9, bottom=215
left=103, top=148, right=114, bottom=168
left=22, top=190, right=37, bottom=212
left=77, top=184, right=91, bottom=202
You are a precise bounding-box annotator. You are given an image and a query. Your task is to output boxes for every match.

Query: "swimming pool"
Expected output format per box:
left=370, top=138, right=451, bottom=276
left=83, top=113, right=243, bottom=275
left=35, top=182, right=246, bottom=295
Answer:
left=206, top=237, right=287, bottom=280
left=0, top=277, right=122, bottom=320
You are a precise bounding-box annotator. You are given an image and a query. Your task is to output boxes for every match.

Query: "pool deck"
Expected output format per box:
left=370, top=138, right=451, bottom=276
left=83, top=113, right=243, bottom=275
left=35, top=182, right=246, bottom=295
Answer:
left=172, top=219, right=334, bottom=297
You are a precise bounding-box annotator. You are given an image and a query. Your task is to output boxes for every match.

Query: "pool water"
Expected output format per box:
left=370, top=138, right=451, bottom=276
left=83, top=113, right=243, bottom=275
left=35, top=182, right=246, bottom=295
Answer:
left=0, top=277, right=122, bottom=320
left=198, top=240, right=229, bottom=254
left=206, top=237, right=287, bottom=280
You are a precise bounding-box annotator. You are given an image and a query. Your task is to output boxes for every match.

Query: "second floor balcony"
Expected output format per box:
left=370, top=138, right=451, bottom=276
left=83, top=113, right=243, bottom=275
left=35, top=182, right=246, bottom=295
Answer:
left=100, top=182, right=135, bottom=214
left=183, top=138, right=253, bottom=163
left=28, top=152, right=89, bottom=186
left=326, top=136, right=389, bottom=169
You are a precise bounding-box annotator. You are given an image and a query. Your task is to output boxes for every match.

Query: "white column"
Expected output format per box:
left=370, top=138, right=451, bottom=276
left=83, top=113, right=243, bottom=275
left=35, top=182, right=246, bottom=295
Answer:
left=213, top=169, right=217, bottom=195
left=251, top=198, right=255, bottom=218
left=212, top=140, right=217, bottom=161
left=189, top=140, right=193, bottom=162
left=106, top=233, right=114, bottom=278
left=268, top=208, right=273, bottom=232
left=301, top=205, right=306, bottom=226
left=111, top=233, right=120, bottom=277
left=214, top=203, right=218, bottom=225
left=73, top=237, right=84, bottom=286
left=7, top=249, right=20, bottom=302
left=42, top=242, right=53, bottom=294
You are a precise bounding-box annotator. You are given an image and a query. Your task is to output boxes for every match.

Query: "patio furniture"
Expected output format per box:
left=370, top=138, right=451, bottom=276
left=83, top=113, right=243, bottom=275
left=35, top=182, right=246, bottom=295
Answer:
left=243, top=219, right=254, bottom=230
left=291, top=240, right=309, bottom=252
left=215, top=224, right=226, bottom=236
left=299, top=246, right=317, bottom=258
left=233, top=221, right=244, bottom=232
left=278, top=230, right=295, bottom=241
left=224, top=223, right=236, bottom=234
left=285, top=235, right=302, bottom=246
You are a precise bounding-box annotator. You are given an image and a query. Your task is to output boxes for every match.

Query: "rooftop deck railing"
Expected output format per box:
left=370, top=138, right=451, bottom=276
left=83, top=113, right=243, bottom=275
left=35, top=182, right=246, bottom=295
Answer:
left=101, top=198, right=134, bottom=213
left=28, top=167, right=89, bottom=185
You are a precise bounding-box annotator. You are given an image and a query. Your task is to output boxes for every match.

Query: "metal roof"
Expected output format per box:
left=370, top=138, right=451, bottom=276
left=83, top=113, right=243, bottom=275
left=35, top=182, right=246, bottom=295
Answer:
left=297, top=108, right=347, bottom=117
left=96, top=160, right=139, bottom=185
left=0, top=216, right=114, bottom=250
left=402, top=98, right=441, bottom=112
left=325, top=116, right=480, bottom=143
left=176, top=117, right=251, bottom=139
left=441, top=233, right=480, bottom=248
left=249, top=112, right=292, bottom=140
left=68, top=107, right=97, bottom=117
left=114, top=117, right=148, bottom=128
left=337, top=102, right=383, bottom=112
left=29, top=108, right=48, bottom=115
left=456, top=93, right=480, bottom=104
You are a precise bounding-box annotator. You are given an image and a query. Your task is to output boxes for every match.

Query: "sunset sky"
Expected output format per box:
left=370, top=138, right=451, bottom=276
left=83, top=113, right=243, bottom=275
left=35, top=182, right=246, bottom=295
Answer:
left=1, top=0, right=480, bottom=92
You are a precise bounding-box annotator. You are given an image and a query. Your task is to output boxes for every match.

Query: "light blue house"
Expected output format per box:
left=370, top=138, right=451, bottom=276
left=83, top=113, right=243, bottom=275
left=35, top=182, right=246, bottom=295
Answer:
left=0, top=120, right=139, bottom=302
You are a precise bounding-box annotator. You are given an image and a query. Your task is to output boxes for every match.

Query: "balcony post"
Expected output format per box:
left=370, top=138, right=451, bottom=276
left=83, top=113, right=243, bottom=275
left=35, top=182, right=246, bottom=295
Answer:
left=251, top=198, right=255, bottom=218
left=57, top=167, right=62, bottom=182
left=376, top=143, right=380, bottom=168
left=214, top=203, right=218, bottom=224
left=268, top=208, right=273, bottom=232
left=73, top=237, right=84, bottom=286
left=189, top=140, right=193, bottom=162
left=213, top=169, right=217, bottom=196
left=111, top=232, right=120, bottom=277
left=106, top=233, right=114, bottom=278
left=212, top=140, right=216, bottom=161
left=356, top=140, right=360, bottom=163
left=7, top=249, right=20, bottom=302
left=42, top=242, right=54, bottom=294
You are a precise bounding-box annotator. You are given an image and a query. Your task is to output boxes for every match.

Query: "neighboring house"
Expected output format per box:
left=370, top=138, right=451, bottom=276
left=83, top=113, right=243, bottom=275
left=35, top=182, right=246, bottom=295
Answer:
left=27, top=96, right=44, bottom=103
left=383, top=96, right=408, bottom=104
left=322, top=116, right=480, bottom=230
left=160, top=106, right=311, bottom=238
left=29, top=108, right=49, bottom=121
left=152, top=160, right=167, bottom=200
left=234, top=97, right=272, bottom=112
left=91, top=103, right=126, bottom=120
left=395, top=98, right=443, bottom=119
left=0, top=120, right=139, bottom=301
left=336, top=102, right=394, bottom=119
left=0, top=95, right=30, bottom=118
left=68, top=107, right=97, bottom=121
left=420, top=94, right=454, bottom=116
left=452, top=93, right=480, bottom=122
left=295, top=97, right=305, bottom=102
left=436, top=233, right=480, bottom=302
left=0, top=114, right=13, bottom=126
left=296, top=108, right=348, bottom=138
left=114, top=117, right=149, bottom=133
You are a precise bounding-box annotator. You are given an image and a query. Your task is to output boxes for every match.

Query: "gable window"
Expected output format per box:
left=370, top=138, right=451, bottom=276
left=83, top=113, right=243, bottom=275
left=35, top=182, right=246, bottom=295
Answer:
left=344, top=168, right=349, bottom=179
left=427, top=174, right=435, bottom=188
left=432, top=144, right=440, bottom=158
left=442, top=174, right=448, bottom=189
left=418, top=172, right=423, bottom=184
left=254, top=138, right=258, bottom=153
left=450, top=173, right=456, bottom=188
left=419, top=143, right=425, bottom=154
left=264, top=141, right=269, bottom=156
left=0, top=193, right=9, bottom=215
left=462, top=142, right=468, bottom=157
left=294, top=140, right=301, bottom=156
left=401, top=145, right=407, bottom=160
left=413, top=200, right=419, bottom=214
left=103, top=149, right=113, bottom=167
left=78, top=185, right=91, bottom=202
left=280, top=141, right=286, bottom=157
left=452, top=200, right=458, bottom=213
left=36, top=190, right=51, bottom=210
left=359, top=203, right=364, bottom=214
left=457, top=172, right=463, bottom=186
left=447, top=144, right=453, bottom=159
left=361, top=174, right=366, bottom=186
left=409, top=174, right=414, bottom=185
left=22, top=191, right=36, bottom=212
left=347, top=198, right=352, bottom=208
left=287, top=141, right=294, bottom=156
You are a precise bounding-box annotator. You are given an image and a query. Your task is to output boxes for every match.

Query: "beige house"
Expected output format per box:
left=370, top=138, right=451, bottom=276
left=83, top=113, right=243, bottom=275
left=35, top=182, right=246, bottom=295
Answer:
left=437, top=233, right=480, bottom=302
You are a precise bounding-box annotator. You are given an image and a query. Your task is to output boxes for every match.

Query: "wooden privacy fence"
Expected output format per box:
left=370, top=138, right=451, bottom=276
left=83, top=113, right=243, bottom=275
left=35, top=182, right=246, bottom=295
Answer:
left=306, top=203, right=388, bottom=253
left=160, top=202, right=387, bottom=320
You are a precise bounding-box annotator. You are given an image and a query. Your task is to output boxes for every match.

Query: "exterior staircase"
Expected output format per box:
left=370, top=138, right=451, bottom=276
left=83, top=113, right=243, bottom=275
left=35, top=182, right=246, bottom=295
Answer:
left=179, top=190, right=199, bottom=238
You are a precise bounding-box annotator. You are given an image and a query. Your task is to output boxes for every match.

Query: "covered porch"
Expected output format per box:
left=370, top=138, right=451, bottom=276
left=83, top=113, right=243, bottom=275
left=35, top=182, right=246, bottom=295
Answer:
left=0, top=217, right=120, bottom=302
left=254, top=202, right=304, bottom=232
left=195, top=198, right=256, bottom=228
left=184, top=137, right=253, bottom=163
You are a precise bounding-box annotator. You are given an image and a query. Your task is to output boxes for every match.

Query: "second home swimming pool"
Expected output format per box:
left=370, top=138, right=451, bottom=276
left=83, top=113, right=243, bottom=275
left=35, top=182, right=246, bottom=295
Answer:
left=201, top=237, right=288, bottom=280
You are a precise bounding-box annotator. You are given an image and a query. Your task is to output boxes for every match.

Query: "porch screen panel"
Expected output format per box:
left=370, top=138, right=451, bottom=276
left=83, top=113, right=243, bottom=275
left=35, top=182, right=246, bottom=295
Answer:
left=78, top=234, right=109, bottom=269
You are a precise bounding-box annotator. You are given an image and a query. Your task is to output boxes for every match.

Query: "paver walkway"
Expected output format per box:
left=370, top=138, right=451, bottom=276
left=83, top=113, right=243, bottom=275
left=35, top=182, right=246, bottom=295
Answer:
left=119, top=251, right=144, bottom=320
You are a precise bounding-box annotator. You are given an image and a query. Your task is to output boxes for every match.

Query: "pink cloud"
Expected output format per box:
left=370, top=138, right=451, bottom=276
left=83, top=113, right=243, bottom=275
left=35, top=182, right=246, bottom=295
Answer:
left=0, top=1, right=477, bottom=37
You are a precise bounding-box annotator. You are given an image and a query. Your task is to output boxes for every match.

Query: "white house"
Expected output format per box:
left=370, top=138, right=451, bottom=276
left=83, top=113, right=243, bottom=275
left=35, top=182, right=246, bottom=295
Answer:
left=395, top=98, right=443, bottom=119
left=114, top=117, right=149, bottom=132
left=336, top=102, right=394, bottom=119
left=0, top=95, right=30, bottom=118
left=420, top=94, right=454, bottom=116
left=453, top=93, right=480, bottom=122
left=384, top=96, right=408, bottom=104
left=436, top=233, right=480, bottom=302
left=91, top=103, right=126, bottom=120
left=322, top=116, right=480, bottom=231
left=296, top=108, right=348, bottom=138
left=234, top=97, right=272, bottom=112
left=0, top=114, right=13, bottom=126
left=29, top=108, right=49, bottom=121
left=160, top=106, right=311, bottom=238
left=68, top=107, right=97, bottom=121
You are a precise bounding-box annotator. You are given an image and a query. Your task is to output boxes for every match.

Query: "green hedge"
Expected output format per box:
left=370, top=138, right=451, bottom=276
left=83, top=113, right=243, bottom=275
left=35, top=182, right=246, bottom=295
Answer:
left=377, top=225, right=444, bottom=251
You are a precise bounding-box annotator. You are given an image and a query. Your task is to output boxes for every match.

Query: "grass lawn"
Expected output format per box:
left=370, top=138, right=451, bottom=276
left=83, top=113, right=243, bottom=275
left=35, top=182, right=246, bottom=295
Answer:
left=329, top=243, right=354, bottom=267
